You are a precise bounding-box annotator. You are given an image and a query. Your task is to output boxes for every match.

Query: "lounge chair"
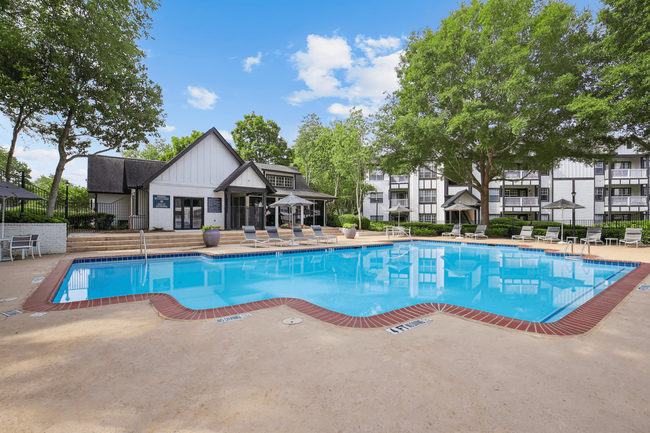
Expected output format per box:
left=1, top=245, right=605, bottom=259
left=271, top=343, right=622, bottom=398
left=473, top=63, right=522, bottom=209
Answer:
left=539, top=226, right=561, bottom=243
left=466, top=225, right=488, bottom=239
left=292, top=226, right=318, bottom=245
left=9, top=235, right=34, bottom=260
left=580, top=228, right=603, bottom=245
left=392, top=226, right=411, bottom=239
left=620, top=228, right=643, bottom=248
left=240, top=226, right=270, bottom=248
left=512, top=226, right=534, bottom=241
left=311, top=225, right=338, bottom=244
left=265, top=226, right=292, bottom=247
left=442, top=225, right=461, bottom=237
left=30, top=234, right=42, bottom=258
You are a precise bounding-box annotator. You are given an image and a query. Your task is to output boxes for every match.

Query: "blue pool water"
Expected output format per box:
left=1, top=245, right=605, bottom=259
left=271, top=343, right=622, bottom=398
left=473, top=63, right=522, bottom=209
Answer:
left=54, top=243, right=634, bottom=322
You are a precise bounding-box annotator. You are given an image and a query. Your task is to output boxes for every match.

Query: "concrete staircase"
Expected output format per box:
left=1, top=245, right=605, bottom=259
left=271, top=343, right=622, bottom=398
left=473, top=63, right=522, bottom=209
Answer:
left=66, top=226, right=343, bottom=253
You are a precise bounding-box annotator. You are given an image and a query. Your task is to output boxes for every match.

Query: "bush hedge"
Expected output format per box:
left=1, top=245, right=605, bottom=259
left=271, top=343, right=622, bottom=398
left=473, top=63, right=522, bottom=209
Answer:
left=329, top=214, right=372, bottom=230
left=66, top=212, right=114, bottom=230
left=3, top=210, right=67, bottom=224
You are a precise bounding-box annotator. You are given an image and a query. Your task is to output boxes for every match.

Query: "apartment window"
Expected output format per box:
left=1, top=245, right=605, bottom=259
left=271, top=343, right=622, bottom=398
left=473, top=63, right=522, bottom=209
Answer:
left=370, top=215, right=384, bottom=221
left=614, top=161, right=631, bottom=169
left=418, top=167, right=435, bottom=178
left=489, top=214, right=501, bottom=220
left=369, top=192, right=383, bottom=203
left=419, top=189, right=436, bottom=203
left=540, top=188, right=550, bottom=202
left=369, top=170, right=384, bottom=181
left=643, top=186, right=648, bottom=196
left=595, top=214, right=604, bottom=225
left=390, top=174, right=409, bottom=183
left=489, top=188, right=500, bottom=202
left=540, top=214, right=550, bottom=221
left=594, top=187, right=605, bottom=201
left=613, top=214, right=631, bottom=221
left=642, top=159, right=648, bottom=169
left=504, top=189, right=519, bottom=197
left=540, top=171, right=549, bottom=176
left=612, top=188, right=631, bottom=196
left=419, top=214, right=436, bottom=223
left=594, top=162, right=604, bottom=175
left=266, top=174, right=293, bottom=188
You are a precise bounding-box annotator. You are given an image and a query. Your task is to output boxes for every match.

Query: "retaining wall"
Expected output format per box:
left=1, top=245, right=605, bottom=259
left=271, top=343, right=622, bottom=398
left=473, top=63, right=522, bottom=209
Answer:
left=3, top=223, right=67, bottom=255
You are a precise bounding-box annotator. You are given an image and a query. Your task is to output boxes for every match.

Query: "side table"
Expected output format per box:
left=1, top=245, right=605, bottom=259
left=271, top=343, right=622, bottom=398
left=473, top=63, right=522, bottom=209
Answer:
left=605, top=238, right=619, bottom=246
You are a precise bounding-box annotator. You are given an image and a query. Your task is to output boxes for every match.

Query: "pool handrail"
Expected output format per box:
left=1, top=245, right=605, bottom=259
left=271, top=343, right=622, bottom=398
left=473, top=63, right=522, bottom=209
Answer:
left=140, top=230, right=148, bottom=264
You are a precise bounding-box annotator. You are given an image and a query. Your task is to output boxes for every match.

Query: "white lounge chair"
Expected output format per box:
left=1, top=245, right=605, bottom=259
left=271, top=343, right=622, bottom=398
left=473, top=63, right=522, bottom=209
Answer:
left=442, top=225, right=461, bottom=237
left=580, top=228, right=603, bottom=245
left=265, top=226, right=292, bottom=247
left=311, top=225, right=338, bottom=244
left=512, top=226, right=534, bottom=241
left=292, top=226, right=318, bottom=245
left=240, top=226, right=270, bottom=248
left=620, top=228, right=643, bottom=248
left=9, top=235, right=34, bottom=260
left=539, top=226, right=561, bottom=243
left=30, top=234, right=41, bottom=257
left=466, top=225, right=487, bottom=239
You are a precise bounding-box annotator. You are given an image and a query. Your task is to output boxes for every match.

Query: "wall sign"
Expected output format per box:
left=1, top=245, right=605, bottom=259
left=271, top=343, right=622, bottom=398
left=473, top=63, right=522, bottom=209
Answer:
left=207, top=197, right=222, bottom=213
left=153, top=195, right=171, bottom=209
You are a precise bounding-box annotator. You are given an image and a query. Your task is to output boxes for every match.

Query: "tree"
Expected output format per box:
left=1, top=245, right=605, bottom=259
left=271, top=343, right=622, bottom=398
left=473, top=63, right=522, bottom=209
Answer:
left=122, top=131, right=203, bottom=161
left=570, top=0, right=650, bottom=148
left=34, top=174, right=89, bottom=203
left=32, top=0, right=165, bottom=216
left=0, top=148, right=31, bottom=182
left=376, top=0, right=616, bottom=224
left=293, top=114, right=330, bottom=188
left=232, top=112, right=293, bottom=165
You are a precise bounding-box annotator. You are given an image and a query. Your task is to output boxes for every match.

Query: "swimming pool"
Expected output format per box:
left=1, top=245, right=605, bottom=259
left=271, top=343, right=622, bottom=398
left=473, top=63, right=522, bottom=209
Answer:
left=53, top=242, right=635, bottom=323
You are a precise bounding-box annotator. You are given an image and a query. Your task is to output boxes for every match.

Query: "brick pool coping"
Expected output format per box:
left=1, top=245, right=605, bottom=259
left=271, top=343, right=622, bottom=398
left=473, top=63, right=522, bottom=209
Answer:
left=21, top=243, right=650, bottom=336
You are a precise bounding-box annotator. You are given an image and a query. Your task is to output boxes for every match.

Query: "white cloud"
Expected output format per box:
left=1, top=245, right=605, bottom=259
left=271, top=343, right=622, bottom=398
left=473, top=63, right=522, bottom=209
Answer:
left=159, top=125, right=176, bottom=133
left=287, top=34, right=402, bottom=117
left=13, top=146, right=59, bottom=163
left=243, top=52, right=262, bottom=72
left=218, top=130, right=233, bottom=141
left=187, top=86, right=219, bottom=110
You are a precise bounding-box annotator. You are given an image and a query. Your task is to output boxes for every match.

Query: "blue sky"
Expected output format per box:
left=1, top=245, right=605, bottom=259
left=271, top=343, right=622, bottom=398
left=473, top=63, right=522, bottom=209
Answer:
left=1, top=0, right=603, bottom=186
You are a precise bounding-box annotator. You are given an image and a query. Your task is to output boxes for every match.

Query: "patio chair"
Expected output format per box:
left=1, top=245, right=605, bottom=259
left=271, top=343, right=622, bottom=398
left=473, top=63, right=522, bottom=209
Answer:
left=441, top=225, right=461, bottom=237
left=539, top=226, right=561, bottom=243
left=512, top=226, right=534, bottom=241
left=240, top=226, right=270, bottom=248
left=620, top=228, right=643, bottom=248
left=580, top=228, right=603, bottom=246
left=311, top=225, right=338, bottom=244
left=392, top=226, right=411, bottom=239
left=9, top=235, right=34, bottom=260
left=292, top=226, right=318, bottom=245
left=466, top=225, right=488, bottom=239
left=265, top=226, right=292, bottom=247
left=30, top=234, right=42, bottom=258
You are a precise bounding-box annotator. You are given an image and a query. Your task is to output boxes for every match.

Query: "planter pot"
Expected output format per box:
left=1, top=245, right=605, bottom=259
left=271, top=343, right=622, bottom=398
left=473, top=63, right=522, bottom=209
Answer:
left=343, top=227, right=356, bottom=239
left=202, top=228, right=221, bottom=247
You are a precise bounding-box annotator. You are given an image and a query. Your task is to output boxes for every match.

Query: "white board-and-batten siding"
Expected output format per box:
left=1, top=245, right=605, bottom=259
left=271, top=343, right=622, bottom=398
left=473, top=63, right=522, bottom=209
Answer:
left=231, top=167, right=267, bottom=189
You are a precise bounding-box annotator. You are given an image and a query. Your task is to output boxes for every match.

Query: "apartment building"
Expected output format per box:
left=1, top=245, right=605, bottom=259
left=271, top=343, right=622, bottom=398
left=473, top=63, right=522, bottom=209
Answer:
left=364, top=146, right=649, bottom=224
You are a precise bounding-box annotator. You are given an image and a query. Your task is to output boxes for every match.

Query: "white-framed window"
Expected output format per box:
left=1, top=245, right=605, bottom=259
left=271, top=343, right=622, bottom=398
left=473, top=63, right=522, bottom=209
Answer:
left=419, top=214, right=436, bottom=223
left=266, top=174, right=293, bottom=188
left=613, top=214, right=631, bottom=221
left=504, top=189, right=519, bottom=197
left=489, top=188, right=500, bottom=202
left=418, top=166, right=435, bottom=178
left=540, top=188, right=549, bottom=202
left=595, top=161, right=604, bottom=175
left=369, top=192, right=383, bottom=203
left=419, top=189, right=436, bottom=203
left=595, top=214, right=604, bottom=224
left=370, top=215, right=383, bottom=221
left=540, top=214, right=550, bottom=221
left=594, top=187, right=605, bottom=201
left=612, top=188, right=631, bottom=196
left=369, top=170, right=384, bottom=181
left=614, top=161, right=631, bottom=169
left=489, top=214, right=501, bottom=220
left=390, top=174, right=409, bottom=183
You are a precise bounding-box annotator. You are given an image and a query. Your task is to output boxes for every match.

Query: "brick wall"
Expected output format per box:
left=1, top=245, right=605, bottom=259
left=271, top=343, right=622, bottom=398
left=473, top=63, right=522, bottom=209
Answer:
left=3, top=223, right=67, bottom=255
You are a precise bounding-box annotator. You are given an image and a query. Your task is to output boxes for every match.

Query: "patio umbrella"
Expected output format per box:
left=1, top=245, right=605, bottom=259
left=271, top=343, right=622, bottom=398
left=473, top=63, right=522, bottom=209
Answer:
left=385, top=203, right=413, bottom=227
left=270, top=193, right=315, bottom=245
left=0, top=181, right=46, bottom=239
left=542, top=198, right=585, bottom=244
left=443, top=202, right=476, bottom=239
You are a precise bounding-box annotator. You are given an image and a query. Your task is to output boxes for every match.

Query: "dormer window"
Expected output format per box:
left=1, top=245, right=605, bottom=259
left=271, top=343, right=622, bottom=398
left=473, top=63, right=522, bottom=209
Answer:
left=267, top=174, right=293, bottom=188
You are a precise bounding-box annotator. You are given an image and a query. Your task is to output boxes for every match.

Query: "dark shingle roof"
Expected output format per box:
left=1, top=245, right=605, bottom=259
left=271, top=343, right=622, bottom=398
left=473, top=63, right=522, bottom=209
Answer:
left=254, top=162, right=301, bottom=174
left=87, top=156, right=166, bottom=194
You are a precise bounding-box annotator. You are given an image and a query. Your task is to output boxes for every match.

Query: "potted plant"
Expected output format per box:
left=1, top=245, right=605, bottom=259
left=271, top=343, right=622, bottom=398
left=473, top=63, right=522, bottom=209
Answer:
left=342, top=223, right=357, bottom=239
left=202, top=225, right=221, bottom=247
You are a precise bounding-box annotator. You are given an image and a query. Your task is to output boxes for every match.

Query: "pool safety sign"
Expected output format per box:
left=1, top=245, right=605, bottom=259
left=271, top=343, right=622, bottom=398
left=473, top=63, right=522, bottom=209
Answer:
left=386, top=318, right=433, bottom=334
left=216, top=313, right=252, bottom=323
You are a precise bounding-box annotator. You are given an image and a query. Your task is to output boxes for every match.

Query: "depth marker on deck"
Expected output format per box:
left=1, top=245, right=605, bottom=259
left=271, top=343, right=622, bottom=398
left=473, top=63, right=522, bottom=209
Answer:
left=386, top=318, right=433, bottom=334
left=216, top=313, right=253, bottom=323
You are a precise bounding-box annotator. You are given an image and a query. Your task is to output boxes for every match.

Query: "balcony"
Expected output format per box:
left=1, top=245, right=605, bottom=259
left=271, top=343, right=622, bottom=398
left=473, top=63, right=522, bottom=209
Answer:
left=504, top=197, right=539, bottom=206
left=606, top=169, right=647, bottom=179
left=505, top=170, right=539, bottom=180
left=610, top=196, right=648, bottom=206
left=390, top=199, right=409, bottom=207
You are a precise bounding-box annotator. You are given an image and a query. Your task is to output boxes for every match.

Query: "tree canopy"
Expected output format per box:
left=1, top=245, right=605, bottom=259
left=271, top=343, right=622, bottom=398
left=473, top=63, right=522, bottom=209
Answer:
left=232, top=112, right=293, bottom=165
left=122, top=131, right=203, bottom=161
left=376, top=0, right=616, bottom=223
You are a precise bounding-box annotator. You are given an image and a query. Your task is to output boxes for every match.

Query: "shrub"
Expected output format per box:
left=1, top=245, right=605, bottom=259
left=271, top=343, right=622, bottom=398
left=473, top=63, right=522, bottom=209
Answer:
left=328, top=214, right=341, bottom=227
left=485, top=227, right=508, bottom=238
left=342, top=223, right=357, bottom=229
left=337, top=214, right=371, bottom=230
left=3, top=210, right=67, bottom=224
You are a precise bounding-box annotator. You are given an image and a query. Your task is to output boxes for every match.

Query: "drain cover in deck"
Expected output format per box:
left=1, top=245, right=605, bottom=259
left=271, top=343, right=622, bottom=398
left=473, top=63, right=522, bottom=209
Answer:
left=2, top=310, right=23, bottom=317
left=637, top=284, right=650, bottom=292
left=282, top=317, right=303, bottom=325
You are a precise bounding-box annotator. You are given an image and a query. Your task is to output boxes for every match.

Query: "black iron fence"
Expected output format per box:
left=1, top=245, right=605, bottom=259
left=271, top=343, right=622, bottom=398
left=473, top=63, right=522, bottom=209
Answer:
left=231, top=206, right=265, bottom=230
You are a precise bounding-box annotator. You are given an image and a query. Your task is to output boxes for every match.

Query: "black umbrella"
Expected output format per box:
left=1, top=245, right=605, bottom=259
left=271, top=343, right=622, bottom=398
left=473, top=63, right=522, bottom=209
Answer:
left=0, top=181, right=46, bottom=238
left=541, top=198, right=585, bottom=243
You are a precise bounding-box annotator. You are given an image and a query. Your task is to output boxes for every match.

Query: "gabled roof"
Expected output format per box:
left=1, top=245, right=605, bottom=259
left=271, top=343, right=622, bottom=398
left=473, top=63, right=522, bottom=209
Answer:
left=214, top=161, right=276, bottom=193
left=442, top=189, right=480, bottom=208
left=88, top=155, right=166, bottom=194
left=254, top=162, right=301, bottom=174
left=139, top=128, right=244, bottom=187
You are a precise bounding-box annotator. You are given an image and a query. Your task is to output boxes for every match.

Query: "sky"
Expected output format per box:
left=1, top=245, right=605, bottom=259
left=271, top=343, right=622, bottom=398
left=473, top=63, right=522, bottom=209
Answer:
left=0, top=0, right=604, bottom=187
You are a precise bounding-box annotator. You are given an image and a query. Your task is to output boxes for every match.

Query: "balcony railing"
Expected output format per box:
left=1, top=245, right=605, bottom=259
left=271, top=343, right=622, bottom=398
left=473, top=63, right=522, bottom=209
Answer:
left=390, top=175, right=409, bottom=183
left=390, top=199, right=409, bottom=207
left=504, top=197, right=539, bottom=206
left=610, top=196, right=648, bottom=206
left=606, top=169, right=647, bottom=179
left=505, top=170, right=539, bottom=180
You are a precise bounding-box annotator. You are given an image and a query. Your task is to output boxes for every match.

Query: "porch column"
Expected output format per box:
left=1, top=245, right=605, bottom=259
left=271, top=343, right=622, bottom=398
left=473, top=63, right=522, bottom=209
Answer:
left=324, top=201, right=327, bottom=226
left=275, top=199, right=279, bottom=227
left=300, top=206, right=304, bottom=224
left=226, top=189, right=232, bottom=230
left=262, top=191, right=266, bottom=228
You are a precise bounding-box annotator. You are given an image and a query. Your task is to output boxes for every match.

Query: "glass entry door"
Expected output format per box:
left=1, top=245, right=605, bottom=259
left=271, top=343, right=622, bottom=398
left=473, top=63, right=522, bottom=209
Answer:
left=174, top=197, right=204, bottom=229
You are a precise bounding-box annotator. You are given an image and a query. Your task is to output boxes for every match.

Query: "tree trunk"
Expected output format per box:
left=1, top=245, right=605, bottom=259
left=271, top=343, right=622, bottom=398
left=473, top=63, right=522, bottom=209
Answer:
left=356, top=181, right=362, bottom=229
left=46, top=110, right=74, bottom=216
left=480, top=167, right=491, bottom=225
left=4, top=106, right=25, bottom=182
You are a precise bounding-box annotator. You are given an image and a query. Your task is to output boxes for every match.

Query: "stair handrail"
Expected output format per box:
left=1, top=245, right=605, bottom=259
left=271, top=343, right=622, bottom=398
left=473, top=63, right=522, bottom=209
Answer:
left=564, top=240, right=574, bottom=256
left=140, top=230, right=148, bottom=264
left=580, top=241, right=591, bottom=257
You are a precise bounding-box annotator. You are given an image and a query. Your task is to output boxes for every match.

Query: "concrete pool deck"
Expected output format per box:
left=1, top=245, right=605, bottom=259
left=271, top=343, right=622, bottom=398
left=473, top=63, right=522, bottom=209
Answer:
left=1, top=235, right=650, bottom=431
